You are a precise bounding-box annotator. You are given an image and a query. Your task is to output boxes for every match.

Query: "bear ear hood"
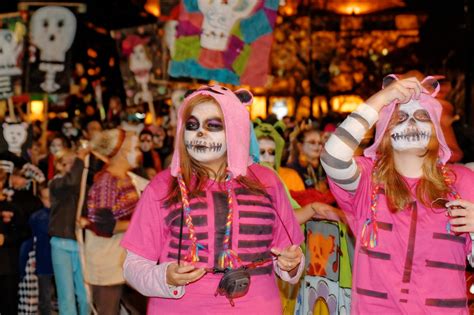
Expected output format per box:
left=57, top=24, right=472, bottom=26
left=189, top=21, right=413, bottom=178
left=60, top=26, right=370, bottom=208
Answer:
left=363, top=74, right=451, bottom=164
left=170, top=85, right=254, bottom=177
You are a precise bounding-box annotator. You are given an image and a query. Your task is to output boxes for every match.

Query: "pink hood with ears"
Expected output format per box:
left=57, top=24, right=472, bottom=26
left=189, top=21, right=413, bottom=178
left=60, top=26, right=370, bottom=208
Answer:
left=170, top=85, right=254, bottom=177
left=363, top=75, right=452, bottom=165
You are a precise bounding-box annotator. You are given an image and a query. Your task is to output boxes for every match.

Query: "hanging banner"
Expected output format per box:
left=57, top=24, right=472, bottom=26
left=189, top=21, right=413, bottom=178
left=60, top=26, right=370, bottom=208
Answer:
left=25, top=5, right=78, bottom=94
left=113, top=24, right=168, bottom=106
left=0, top=13, right=26, bottom=100
left=168, top=0, right=279, bottom=86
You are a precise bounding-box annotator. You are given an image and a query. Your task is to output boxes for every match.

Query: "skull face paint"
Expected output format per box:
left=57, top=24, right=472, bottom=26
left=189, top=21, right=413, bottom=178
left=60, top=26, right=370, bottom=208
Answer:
left=184, top=101, right=227, bottom=165
left=258, top=138, right=276, bottom=166
left=390, top=100, right=432, bottom=151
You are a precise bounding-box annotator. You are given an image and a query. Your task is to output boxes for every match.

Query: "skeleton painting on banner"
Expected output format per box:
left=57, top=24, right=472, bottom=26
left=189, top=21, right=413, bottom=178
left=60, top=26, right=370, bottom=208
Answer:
left=168, top=0, right=279, bottom=86
left=0, top=14, right=25, bottom=100
left=26, top=5, right=77, bottom=94
left=113, top=24, right=168, bottom=106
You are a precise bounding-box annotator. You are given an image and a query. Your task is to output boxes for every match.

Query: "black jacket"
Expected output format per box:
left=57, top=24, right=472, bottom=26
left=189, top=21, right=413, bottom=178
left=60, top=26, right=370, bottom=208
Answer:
left=48, top=158, right=84, bottom=240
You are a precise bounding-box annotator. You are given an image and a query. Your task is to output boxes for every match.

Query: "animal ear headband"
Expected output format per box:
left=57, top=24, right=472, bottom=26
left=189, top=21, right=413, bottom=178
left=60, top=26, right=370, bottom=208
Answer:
left=183, top=86, right=253, bottom=107
left=382, top=74, right=440, bottom=98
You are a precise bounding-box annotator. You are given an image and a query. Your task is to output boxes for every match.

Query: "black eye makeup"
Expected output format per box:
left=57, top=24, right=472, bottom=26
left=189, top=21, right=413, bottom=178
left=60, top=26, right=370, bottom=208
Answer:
left=205, top=118, right=224, bottom=131
left=260, top=149, right=275, bottom=156
left=395, top=111, right=409, bottom=124
left=413, top=109, right=431, bottom=122
left=185, top=116, right=224, bottom=132
left=185, top=117, right=199, bottom=131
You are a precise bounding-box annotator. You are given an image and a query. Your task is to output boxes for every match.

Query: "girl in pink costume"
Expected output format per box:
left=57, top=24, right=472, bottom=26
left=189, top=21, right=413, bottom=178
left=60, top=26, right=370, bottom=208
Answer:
left=121, top=85, right=304, bottom=314
left=321, top=75, right=474, bottom=314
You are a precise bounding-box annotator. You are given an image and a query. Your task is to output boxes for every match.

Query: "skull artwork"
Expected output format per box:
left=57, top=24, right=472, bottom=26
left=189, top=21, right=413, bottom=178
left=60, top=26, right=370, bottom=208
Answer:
left=30, top=6, right=77, bottom=93
left=390, top=99, right=433, bottom=152
left=197, top=0, right=259, bottom=51
left=2, top=122, right=28, bottom=156
left=0, top=29, right=22, bottom=99
left=122, top=35, right=153, bottom=104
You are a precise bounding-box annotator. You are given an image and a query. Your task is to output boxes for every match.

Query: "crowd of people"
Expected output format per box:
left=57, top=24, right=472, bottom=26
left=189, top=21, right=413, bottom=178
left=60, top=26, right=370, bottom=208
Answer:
left=1, top=74, right=474, bottom=315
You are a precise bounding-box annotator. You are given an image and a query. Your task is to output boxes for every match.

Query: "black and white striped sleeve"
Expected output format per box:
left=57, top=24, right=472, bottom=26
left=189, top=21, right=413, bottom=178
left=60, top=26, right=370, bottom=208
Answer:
left=321, top=104, right=379, bottom=192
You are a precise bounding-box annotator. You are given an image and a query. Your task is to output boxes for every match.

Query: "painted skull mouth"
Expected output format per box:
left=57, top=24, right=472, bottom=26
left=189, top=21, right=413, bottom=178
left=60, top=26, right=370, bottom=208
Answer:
left=391, top=130, right=430, bottom=142
left=185, top=140, right=223, bottom=153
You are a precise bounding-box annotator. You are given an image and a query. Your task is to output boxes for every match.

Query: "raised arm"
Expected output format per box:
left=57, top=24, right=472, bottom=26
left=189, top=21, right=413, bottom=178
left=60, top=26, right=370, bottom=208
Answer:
left=321, top=77, right=423, bottom=192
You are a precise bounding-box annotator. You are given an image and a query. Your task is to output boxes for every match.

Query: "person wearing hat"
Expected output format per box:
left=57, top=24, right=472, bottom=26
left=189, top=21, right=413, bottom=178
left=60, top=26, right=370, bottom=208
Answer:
left=84, top=129, right=142, bottom=315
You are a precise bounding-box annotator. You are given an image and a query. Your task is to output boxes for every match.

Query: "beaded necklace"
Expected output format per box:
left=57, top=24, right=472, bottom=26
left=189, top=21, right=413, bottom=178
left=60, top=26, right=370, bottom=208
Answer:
left=360, top=163, right=460, bottom=249
left=177, top=172, right=241, bottom=269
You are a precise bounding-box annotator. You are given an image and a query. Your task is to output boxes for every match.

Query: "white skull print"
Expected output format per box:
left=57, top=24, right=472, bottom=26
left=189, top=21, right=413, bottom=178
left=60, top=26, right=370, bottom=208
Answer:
left=30, top=6, right=77, bottom=63
left=0, top=30, right=22, bottom=76
left=30, top=6, right=77, bottom=92
left=184, top=101, right=227, bottom=164
left=197, top=0, right=258, bottom=51
left=390, top=99, right=432, bottom=151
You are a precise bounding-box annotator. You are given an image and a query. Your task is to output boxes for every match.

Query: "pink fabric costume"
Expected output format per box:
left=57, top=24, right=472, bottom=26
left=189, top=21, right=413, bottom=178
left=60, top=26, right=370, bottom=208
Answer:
left=121, top=85, right=304, bottom=314
left=326, top=76, right=474, bottom=314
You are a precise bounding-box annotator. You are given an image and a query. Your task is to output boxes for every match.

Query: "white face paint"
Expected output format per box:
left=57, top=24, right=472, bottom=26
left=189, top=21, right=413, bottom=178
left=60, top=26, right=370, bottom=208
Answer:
left=301, top=131, right=322, bottom=160
left=184, top=101, right=227, bottom=166
left=258, top=138, right=276, bottom=166
left=126, top=136, right=141, bottom=169
left=390, top=100, right=432, bottom=152
left=49, top=138, right=64, bottom=155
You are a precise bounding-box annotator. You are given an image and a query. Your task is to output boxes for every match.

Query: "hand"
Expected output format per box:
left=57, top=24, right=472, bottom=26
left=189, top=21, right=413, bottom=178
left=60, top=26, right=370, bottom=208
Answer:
left=447, top=199, right=474, bottom=233
left=0, top=233, right=4, bottom=246
left=1, top=211, right=14, bottom=223
left=77, top=217, right=91, bottom=228
left=77, top=146, right=91, bottom=160
left=311, top=202, right=347, bottom=224
left=365, top=77, right=423, bottom=112
left=271, top=245, right=303, bottom=272
left=166, top=262, right=206, bottom=286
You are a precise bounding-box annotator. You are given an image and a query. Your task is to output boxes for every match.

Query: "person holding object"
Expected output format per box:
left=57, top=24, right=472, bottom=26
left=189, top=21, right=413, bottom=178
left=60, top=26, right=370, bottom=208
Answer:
left=121, top=85, right=304, bottom=314
left=321, top=75, right=474, bottom=314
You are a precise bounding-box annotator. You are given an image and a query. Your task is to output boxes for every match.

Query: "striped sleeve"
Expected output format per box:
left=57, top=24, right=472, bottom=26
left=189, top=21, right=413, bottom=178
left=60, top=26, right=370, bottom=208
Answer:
left=321, top=104, right=379, bottom=192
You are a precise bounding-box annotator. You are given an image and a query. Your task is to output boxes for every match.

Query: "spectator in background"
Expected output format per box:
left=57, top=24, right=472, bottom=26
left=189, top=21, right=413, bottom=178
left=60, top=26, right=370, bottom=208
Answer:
left=49, top=148, right=90, bottom=315
left=39, top=134, right=70, bottom=183
left=27, top=185, right=54, bottom=315
left=138, top=129, right=161, bottom=179
left=84, top=129, right=141, bottom=315
left=0, top=168, right=29, bottom=315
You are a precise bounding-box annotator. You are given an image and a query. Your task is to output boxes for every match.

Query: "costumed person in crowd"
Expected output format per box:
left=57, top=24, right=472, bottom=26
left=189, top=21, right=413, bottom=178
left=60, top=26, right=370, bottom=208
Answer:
left=321, top=75, right=474, bottom=313
left=84, top=128, right=142, bottom=315
left=138, top=128, right=162, bottom=179
left=49, top=148, right=90, bottom=315
left=121, top=85, right=304, bottom=314
left=0, top=168, right=27, bottom=315
left=254, top=119, right=305, bottom=192
left=253, top=120, right=343, bottom=224
left=284, top=123, right=354, bottom=314
left=149, top=124, right=174, bottom=169
left=253, top=120, right=344, bottom=314
left=39, top=134, right=69, bottom=183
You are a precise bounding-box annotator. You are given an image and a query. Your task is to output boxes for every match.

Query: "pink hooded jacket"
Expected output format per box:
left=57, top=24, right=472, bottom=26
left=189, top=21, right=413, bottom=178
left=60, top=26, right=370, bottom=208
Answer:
left=170, top=85, right=254, bottom=178
left=329, top=75, right=474, bottom=314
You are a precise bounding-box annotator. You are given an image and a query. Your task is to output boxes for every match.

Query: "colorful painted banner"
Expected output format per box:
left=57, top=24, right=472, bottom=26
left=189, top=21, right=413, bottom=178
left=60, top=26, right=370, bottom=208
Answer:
left=113, top=24, right=168, bottom=106
left=168, top=0, right=279, bottom=86
left=0, top=13, right=26, bottom=99
left=25, top=5, right=77, bottom=94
